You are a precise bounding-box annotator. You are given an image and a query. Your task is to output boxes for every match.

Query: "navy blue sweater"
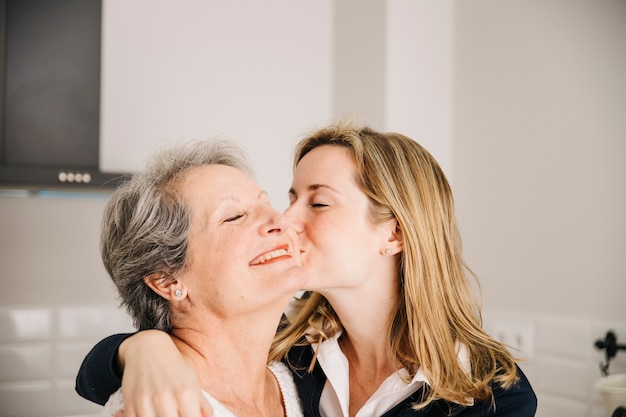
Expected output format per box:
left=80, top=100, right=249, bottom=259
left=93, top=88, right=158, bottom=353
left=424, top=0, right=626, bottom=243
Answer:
left=76, top=333, right=537, bottom=416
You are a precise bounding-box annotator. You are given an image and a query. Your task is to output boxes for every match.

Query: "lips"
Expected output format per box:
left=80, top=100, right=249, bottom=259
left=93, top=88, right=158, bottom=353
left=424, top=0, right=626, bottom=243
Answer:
left=250, top=245, right=291, bottom=265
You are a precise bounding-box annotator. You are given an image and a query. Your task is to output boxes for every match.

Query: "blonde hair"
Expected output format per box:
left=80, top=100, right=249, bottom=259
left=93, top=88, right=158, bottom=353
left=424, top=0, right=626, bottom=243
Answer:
left=270, top=121, right=518, bottom=408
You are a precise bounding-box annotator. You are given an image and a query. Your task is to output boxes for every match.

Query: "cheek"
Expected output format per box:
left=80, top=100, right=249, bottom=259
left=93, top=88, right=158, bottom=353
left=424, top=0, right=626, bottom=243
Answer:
left=306, top=216, right=357, bottom=257
left=194, top=234, right=242, bottom=275
left=303, top=215, right=335, bottom=245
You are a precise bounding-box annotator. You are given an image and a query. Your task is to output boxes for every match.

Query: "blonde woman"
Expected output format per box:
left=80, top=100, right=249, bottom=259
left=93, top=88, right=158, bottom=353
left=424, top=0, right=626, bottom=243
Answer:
left=77, top=123, right=536, bottom=417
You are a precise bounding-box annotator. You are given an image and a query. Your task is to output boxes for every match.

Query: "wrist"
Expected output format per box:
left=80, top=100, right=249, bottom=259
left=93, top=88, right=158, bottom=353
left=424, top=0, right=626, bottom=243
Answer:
left=117, top=329, right=170, bottom=373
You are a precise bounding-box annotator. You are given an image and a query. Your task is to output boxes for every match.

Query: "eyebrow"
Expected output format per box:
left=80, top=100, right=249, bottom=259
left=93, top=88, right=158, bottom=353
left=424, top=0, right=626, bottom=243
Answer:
left=203, top=190, right=270, bottom=227
left=218, top=190, right=269, bottom=204
left=288, top=184, right=338, bottom=197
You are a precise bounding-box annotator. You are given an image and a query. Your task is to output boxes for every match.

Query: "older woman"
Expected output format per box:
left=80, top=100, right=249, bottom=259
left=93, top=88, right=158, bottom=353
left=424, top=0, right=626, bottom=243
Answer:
left=94, top=139, right=304, bottom=417
left=78, top=122, right=536, bottom=417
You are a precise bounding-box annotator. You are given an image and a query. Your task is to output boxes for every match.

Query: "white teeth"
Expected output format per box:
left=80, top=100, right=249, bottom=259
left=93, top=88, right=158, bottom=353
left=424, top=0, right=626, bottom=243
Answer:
left=255, top=249, right=288, bottom=264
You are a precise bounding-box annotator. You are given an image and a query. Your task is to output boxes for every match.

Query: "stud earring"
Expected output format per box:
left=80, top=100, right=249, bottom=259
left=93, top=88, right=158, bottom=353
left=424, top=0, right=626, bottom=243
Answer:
left=174, top=289, right=182, bottom=297
left=384, top=248, right=392, bottom=255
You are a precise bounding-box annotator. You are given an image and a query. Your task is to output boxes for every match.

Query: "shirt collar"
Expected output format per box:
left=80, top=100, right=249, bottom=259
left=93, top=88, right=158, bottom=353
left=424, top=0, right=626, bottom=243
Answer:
left=311, top=330, right=473, bottom=417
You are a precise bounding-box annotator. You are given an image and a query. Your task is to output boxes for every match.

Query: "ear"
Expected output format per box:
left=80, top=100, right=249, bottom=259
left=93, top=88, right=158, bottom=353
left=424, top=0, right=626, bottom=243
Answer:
left=144, top=273, right=185, bottom=300
left=380, top=218, right=403, bottom=256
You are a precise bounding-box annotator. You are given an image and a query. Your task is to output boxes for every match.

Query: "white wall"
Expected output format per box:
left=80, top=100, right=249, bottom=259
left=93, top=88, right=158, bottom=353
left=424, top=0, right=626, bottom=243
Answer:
left=100, top=0, right=334, bottom=211
left=452, top=1, right=626, bottom=416
left=453, top=0, right=626, bottom=322
left=385, top=0, right=454, bottom=176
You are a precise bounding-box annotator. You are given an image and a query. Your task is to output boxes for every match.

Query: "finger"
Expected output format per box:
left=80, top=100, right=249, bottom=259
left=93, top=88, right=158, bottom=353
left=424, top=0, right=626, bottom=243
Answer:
left=200, top=396, right=214, bottom=417
left=149, top=390, right=201, bottom=417
left=170, top=389, right=211, bottom=417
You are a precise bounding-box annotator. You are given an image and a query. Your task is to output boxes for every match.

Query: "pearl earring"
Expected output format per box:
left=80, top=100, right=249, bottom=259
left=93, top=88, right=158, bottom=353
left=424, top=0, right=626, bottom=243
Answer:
left=174, top=289, right=182, bottom=297
left=384, top=248, right=392, bottom=255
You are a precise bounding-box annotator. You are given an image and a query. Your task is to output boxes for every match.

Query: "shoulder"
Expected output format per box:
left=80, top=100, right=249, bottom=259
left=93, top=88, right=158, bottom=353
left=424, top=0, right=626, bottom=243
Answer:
left=381, top=365, right=536, bottom=417
left=100, top=388, right=124, bottom=417
left=487, top=364, right=537, bottom=416
left=457, top=364, right=537, bottom=417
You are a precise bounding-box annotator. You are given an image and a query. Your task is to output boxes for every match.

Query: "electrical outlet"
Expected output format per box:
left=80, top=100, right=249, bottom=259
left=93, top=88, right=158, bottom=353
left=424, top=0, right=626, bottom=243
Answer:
left=489, top=321, right=535, bottom=360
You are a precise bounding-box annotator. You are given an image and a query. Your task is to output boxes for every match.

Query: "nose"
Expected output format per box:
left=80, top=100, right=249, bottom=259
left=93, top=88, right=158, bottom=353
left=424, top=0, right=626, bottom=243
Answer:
left=283, top=203, right=304, bottom=233
left=262, top=206, right=290, bottom=235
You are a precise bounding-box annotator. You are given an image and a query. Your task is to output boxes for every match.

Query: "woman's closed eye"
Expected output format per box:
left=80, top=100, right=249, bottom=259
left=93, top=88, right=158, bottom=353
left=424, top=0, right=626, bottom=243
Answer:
left=310, top=202, right=328, bottom=208
left=223, top=212, right=246, bottom=223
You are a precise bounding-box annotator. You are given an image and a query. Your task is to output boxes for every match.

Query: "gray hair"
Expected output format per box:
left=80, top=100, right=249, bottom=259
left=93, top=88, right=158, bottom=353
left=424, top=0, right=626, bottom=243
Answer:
left=101, top=139, right=253, bottom=331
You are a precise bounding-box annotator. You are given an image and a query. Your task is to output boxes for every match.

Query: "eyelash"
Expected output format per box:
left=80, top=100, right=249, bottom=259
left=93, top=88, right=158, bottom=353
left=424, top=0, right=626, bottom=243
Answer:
left=288, top=195, right=328, bottom=209
left=224, top=212, right=246, bottom=222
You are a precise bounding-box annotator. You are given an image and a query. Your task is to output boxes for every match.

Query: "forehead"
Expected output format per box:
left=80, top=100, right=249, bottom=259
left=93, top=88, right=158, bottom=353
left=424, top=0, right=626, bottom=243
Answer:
left=291, top=145, right=363, bottom=197
left=177, top=164, right=260, bottom=204
left=296, top=145, right=355, bottom=176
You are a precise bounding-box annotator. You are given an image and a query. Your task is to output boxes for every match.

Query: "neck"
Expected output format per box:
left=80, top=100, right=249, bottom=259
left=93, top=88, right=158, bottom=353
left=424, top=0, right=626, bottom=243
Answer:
left=322, top=273, right=399, bottom=360
left=170, top=308, right=284, bottom=416
left=320, top=273, right=400, bottom=417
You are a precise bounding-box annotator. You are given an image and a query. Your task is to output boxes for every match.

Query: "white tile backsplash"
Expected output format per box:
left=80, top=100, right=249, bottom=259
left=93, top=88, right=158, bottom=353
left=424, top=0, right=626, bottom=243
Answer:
left=0, top=344, right=53, bottom=382
left=55, top=343, right=98, bottom=378
left=0, top=305, right=133, bottom=417
left=54, top=378, right=102, bottom=416
left=484, top=311, right=626, bottom=417
left=534, top=316, right=593, bottom=359
left=533, top=354, right=593, bottom=400
left=537, top=393, right=592, bottom=417
left=58, top=306, right=133, bottom=339
left=0, top=309, right=52, bottom=343
left=0, top=381, right=53, bottom=417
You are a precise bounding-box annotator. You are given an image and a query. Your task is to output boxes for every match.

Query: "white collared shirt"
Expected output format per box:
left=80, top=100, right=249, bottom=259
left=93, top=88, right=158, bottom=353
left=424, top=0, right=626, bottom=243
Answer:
left=312, top=331, right=471, bottom=417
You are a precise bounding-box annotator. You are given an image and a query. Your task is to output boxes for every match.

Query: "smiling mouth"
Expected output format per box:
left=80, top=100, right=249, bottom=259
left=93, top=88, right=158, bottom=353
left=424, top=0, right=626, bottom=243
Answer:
left=250, top=248, right=290, bottom=265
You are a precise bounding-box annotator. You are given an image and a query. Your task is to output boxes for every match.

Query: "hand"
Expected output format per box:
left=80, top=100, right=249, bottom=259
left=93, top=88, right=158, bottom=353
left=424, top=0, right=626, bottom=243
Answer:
left=117, top=330, right=213, bottom=417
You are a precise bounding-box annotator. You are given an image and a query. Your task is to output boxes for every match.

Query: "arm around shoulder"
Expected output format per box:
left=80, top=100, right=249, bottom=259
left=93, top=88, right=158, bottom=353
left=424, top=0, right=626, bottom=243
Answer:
left=75, top=332, right=135, bottom=405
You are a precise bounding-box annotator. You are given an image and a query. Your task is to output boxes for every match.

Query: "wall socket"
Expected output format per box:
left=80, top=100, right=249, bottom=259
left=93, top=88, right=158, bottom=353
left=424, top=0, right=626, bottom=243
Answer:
left=489, top=321, right=535, bottom=360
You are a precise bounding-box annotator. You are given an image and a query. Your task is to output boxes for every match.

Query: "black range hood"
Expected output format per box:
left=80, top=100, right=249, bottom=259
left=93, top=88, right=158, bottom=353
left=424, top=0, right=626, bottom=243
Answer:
left=0, top=0, right=127, bottom=191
